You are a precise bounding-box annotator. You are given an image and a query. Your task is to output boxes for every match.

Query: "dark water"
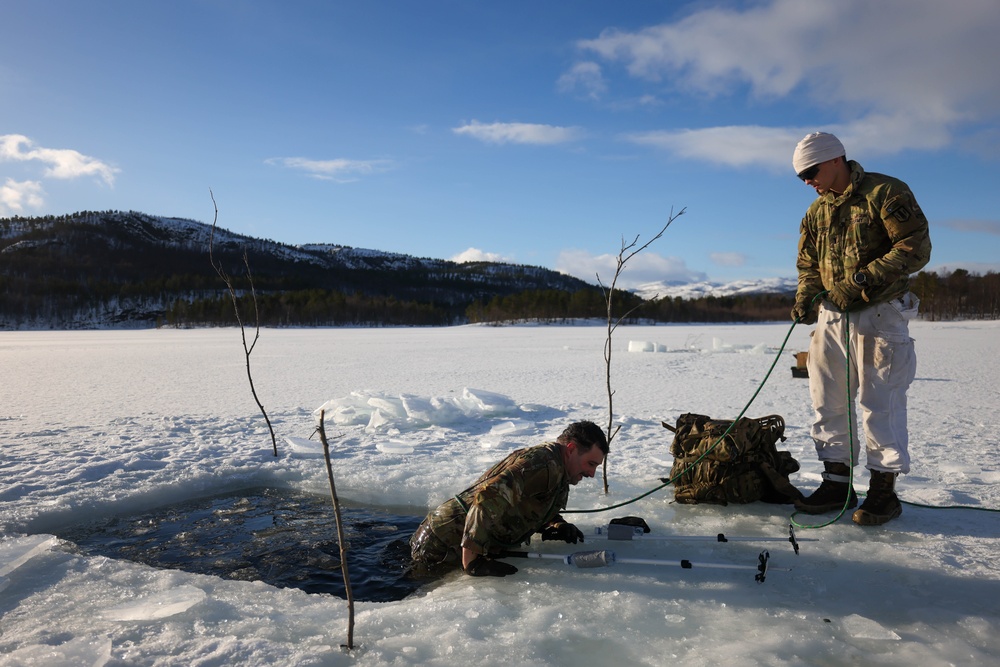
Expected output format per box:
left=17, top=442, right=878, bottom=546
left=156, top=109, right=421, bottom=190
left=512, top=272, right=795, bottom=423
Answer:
left=57, top=487, right=427, bottom=602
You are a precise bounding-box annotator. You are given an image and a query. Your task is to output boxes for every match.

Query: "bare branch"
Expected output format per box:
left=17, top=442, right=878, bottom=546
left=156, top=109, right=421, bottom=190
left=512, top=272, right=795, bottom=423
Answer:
left=208, top=190, right=278, bottom=456
left=597, top=207, right=685, bottom=494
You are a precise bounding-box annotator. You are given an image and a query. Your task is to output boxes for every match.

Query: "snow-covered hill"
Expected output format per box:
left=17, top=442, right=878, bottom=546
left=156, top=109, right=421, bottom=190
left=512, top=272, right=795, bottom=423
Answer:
left=0, top=211, right=596, bottom=328
left=633, top=277, right=797, bottom=301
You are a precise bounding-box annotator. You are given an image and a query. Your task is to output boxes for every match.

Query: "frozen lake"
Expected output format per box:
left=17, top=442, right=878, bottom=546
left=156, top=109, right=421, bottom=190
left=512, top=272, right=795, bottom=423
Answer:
left=2, top=322, right=999, bottom=666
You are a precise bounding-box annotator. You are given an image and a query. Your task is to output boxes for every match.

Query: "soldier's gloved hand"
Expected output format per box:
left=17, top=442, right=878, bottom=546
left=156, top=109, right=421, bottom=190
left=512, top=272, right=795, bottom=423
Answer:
left=790, top=301, right=818, bottom=325
left=465, top=555, right=518, bottom=577
left=541, top=521, right=585, bottom=544
left=828, top=280, right=863, bottom=311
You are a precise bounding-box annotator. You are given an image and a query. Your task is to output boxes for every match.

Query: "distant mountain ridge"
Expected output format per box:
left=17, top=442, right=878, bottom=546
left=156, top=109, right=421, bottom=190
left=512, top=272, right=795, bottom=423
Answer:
left=0, top=210, right=550, bottom=275
left=0, top=210, right=803, bottom=329
left=0, top=210, right=597, bottom=329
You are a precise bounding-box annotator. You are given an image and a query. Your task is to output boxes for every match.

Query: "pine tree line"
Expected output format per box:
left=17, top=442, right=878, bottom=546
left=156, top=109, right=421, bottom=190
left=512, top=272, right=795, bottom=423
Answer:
left=464, top=269, right=1000, bottom=326
left=910, top=269, right=1000, bottom=321
left=3, top=207, right=995, bottom=326
left=166, top=290, right=454, bottom=327
left=466, top=288, right=794, bottom=324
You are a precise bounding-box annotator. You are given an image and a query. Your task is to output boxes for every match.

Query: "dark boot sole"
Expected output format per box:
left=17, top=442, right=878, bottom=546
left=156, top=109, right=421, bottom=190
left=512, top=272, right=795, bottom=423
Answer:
left=852, top=504, right=902, bottom=526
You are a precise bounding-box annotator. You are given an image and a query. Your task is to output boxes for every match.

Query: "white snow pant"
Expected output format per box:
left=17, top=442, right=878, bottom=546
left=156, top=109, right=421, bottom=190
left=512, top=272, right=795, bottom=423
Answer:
left=806, top=293, right=919, bottom=473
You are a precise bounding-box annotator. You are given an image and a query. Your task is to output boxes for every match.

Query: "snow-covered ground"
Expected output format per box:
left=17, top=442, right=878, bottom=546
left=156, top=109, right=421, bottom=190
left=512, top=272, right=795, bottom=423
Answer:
left=2, top=322, right=999, bottom=666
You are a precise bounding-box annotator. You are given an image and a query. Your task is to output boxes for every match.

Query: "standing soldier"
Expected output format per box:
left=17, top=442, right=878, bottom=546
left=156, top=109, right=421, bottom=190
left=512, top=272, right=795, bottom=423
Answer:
left=410, top=421, right=607, bottom=576
left=790, top=131, right=931, bottom=525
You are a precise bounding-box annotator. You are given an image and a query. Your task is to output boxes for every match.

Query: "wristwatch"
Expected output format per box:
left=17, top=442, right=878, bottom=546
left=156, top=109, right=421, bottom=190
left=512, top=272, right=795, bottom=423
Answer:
left=852, top=270, right=868, bottom=287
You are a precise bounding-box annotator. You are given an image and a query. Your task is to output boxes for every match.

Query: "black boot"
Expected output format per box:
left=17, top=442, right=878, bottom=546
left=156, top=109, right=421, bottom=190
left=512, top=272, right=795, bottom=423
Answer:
left=853, top=470, right=902, bottom=526
left=793, top=461, right=858, bottom=514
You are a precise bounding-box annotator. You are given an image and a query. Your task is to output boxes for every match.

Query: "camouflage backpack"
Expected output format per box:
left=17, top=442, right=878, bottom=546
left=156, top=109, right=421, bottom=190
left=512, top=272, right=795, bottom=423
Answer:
left=662, top=413, right=802, bottom=505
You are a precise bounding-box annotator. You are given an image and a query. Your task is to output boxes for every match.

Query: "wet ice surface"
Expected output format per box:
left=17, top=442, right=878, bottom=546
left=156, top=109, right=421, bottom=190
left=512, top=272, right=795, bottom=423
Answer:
left=57, top=488, right=424, bottom=603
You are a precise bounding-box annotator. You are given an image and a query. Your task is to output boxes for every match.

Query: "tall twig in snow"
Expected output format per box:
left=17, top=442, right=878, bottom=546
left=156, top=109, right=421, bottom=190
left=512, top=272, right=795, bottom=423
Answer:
left=597, top=207, right=685, bottom=493
left=207, top=190, right=278, bottom=456
left=317, top=409, right=355, bottom=650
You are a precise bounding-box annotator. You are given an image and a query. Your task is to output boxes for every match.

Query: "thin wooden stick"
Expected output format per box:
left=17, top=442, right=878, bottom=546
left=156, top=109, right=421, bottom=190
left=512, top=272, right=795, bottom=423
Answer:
left=317, top=409, right=355, bottom=650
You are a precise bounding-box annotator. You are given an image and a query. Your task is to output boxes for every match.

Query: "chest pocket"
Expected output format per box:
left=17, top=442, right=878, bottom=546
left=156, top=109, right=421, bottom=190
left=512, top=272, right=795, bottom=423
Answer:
left=844, top=203, right=878, bottom=266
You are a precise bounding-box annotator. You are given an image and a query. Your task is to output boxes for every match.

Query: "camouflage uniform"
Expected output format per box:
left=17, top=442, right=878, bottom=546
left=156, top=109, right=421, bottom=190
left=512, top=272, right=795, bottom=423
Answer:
left=795, top=160, right=931, bottom=473
left=410, top=442, right=570, bottom=570
left=795, top=160, right=931, bottom=311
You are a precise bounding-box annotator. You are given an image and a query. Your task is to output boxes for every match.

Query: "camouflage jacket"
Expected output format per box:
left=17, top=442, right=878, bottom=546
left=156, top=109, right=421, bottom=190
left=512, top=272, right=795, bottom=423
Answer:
left=795, top=161, right=931, bottom=311
left=424, top=443, right=570, bottom=557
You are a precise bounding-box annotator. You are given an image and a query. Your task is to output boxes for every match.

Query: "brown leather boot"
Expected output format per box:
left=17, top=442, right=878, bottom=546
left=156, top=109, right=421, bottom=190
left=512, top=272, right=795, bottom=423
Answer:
left=793, top=461, right=858, bottom=514
left=853, top=470, right=902, bottom=526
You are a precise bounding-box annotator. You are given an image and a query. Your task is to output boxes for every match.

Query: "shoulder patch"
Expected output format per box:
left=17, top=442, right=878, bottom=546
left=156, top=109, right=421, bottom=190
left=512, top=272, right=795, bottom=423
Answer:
left=886, top=201, right=911, bottom=223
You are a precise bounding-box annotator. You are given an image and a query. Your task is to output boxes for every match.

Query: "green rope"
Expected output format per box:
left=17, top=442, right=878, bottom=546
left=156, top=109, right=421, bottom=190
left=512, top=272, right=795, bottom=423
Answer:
left=566, top=291, right=999, bottom=521
left=564, top=318, right=799, bottom=515
left=788, top=301, right=1000, bottom=526
left=790, top=301, right=857, bottom=529
left=900, top=500, right=1000, bottom=512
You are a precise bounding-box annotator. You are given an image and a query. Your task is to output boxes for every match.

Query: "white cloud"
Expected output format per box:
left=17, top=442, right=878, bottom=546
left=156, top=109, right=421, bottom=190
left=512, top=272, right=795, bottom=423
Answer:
left=556, top=61, right=607, bottom=100
left=0, top=178, right=45, bottom=215
left=453, top=121, right=581, bottom=145
left=710, top=252, right=747, bottom=267
left=450, top=247, right=510, bottom=264
left=0, top=134, right=118, bottom=186
left=626, top=125, right=803, bottom=170
left=266, top=157, right=394, bottom=182
left=556, top=248, right=706, bottom=289
left=574, top=0, right=1000, bottom=166
left=626, top=115, right=954, bottom=171
left=941, top=219, right=1000, bottom=236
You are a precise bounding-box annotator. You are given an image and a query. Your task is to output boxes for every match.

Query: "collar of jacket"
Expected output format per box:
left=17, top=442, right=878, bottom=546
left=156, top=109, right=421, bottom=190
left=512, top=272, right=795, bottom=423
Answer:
left=822, top=160, right=866, bottom=206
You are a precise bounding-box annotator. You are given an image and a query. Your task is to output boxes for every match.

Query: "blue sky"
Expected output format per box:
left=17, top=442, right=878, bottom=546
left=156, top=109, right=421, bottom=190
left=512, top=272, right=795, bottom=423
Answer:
left=3, top=0, right=999, bottom=289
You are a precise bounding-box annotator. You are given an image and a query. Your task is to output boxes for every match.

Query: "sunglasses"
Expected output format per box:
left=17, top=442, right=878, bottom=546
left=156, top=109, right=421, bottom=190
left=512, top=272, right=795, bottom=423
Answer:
left=797, top=163, right=821, bottom=181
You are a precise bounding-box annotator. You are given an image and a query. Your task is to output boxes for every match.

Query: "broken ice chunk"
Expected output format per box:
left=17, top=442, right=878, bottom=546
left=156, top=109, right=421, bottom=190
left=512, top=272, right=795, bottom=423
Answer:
left=841, top=614, right=901, bottom=640
left=103, top=584, right=207, bottom=621
left=0, top=534, right=60, bottom=578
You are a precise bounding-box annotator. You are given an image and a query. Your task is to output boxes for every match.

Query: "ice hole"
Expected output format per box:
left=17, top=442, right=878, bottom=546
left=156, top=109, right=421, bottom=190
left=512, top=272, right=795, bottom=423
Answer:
left=53, top=487, right=425, bottom=603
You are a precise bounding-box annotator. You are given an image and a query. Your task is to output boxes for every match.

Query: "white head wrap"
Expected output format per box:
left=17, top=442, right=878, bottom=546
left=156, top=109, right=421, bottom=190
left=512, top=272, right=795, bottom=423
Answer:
left=792, top=132, right=845, bottom=175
